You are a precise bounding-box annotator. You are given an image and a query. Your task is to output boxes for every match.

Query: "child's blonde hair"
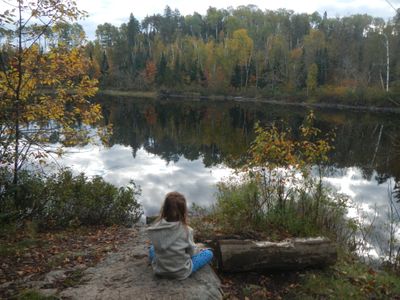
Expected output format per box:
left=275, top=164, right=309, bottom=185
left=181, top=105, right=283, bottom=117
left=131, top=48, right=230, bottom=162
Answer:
left=159, top=191, right=188, bottom=225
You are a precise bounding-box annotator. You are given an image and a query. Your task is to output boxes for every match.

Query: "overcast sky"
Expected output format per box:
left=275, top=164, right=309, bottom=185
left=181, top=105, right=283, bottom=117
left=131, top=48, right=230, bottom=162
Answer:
left=1, top=0, right=399, bottom=39
left=75, top=0, right=399, bottom=39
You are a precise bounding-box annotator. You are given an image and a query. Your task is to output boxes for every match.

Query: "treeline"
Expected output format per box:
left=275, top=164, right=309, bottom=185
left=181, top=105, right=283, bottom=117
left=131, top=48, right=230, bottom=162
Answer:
left=87, top=5, right=400, bottom=102
left=3, top=5, right=399, bottom=102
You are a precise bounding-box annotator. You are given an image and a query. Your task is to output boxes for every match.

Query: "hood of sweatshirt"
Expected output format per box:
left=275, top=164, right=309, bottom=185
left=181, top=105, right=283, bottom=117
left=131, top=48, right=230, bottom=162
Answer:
left=147, top=219, right=186, bottom=251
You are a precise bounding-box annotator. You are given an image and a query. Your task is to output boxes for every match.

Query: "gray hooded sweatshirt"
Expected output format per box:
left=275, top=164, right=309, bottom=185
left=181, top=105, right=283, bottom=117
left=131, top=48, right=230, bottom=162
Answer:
left=147, top=219, right=197, bottom=280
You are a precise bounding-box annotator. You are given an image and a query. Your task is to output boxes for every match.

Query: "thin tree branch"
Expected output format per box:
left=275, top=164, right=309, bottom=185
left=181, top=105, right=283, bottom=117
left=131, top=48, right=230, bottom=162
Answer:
left=384, top=0, right=398, bottom=13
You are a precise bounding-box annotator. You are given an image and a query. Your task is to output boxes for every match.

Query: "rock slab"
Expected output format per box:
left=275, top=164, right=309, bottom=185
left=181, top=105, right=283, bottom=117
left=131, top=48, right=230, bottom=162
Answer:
left=60, top=226, right=222, bottom=300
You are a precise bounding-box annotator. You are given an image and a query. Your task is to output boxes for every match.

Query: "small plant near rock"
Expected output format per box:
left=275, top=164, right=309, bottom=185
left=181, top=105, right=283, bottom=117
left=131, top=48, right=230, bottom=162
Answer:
left=61, top=269, right=86, bottom=288
left=16, top=289, right=59, bottom=300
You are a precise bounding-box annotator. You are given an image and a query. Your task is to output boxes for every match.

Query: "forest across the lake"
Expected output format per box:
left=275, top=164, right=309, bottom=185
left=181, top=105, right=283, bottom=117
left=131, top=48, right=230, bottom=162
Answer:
left=67, top=6, right=400, bottom=105
left=2, top=5, right=399, bottom=105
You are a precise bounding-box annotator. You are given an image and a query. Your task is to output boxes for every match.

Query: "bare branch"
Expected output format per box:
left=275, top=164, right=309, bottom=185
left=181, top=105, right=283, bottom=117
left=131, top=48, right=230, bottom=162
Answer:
left=384, top=0, right=398, bottom=13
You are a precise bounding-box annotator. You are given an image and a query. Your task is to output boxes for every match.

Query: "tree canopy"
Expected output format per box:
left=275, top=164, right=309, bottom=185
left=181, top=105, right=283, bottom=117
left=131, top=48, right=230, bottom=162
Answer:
left=83, top=6, right=400, bottom=98
left=0, top=0, right=103, bottom=186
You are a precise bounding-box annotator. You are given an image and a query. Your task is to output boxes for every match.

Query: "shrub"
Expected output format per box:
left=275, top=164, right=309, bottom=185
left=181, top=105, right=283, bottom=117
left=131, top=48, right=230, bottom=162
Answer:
left=0, top=169, right=143, bottom=229
left=212, top=111, right=357, bottom=246
left=213, top=176, right=353, bottom=242
left=214, top=179, right=261, bottom=233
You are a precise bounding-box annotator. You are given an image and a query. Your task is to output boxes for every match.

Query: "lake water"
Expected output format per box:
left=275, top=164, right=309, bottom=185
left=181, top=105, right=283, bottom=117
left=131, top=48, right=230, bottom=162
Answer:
left=57, top=96, right=400, bottom=257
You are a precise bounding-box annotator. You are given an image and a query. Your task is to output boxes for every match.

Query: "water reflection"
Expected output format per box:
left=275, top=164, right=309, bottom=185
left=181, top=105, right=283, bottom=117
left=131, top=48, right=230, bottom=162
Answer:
left=56, top=96, right=400, bottom=257
left=324, top=168, right=396, bottom=257
left=98, top=95, right=400, bottom=207
left=58, top=144, right=232, bottom=216
left=99, top=97, right=400, bottom=183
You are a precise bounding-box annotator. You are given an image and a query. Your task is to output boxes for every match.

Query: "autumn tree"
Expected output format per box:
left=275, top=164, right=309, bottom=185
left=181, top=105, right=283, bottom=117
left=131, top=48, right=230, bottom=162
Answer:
left=144, top=60, right=157, bottom=85
left=266, top=35, right=289, bottom=90
left=0, top=0, right=103, bottom=188
left=303, top=29, right=327, bottom=85
left=228, top=29, right=254, bottom=88
left=307, top=63, right=318, bottom=95
left=288, top=47, right=306, bottom=90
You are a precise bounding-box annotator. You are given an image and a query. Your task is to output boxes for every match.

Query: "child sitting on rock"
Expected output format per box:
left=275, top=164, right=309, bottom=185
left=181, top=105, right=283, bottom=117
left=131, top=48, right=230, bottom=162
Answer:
left=147, top=191, right=213, bottom=280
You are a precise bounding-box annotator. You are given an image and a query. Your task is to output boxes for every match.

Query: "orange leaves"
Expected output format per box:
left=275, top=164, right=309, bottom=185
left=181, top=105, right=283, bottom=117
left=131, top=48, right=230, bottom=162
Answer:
left=250, top=122, right=296, bottom=169
left=249, top=111, right=334, bottom=173
left=144, top=60, right=157, bottom=85
left=144, top=105, right=157, bottom=125
left=290, top=47, right=303, bottom=61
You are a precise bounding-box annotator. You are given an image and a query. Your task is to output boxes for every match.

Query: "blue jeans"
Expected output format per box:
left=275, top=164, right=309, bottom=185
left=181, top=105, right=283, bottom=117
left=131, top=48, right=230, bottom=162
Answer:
left=149, top=245, right=213, bottom=274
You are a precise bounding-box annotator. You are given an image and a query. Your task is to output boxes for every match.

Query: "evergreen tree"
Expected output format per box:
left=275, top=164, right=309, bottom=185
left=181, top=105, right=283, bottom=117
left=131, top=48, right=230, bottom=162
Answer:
left=156, top=53, right=168, bottom=85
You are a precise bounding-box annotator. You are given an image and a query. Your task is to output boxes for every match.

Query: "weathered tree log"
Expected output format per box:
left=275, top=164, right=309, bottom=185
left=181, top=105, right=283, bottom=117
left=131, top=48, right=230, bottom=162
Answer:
left=217, top=237, right=337, bottom=272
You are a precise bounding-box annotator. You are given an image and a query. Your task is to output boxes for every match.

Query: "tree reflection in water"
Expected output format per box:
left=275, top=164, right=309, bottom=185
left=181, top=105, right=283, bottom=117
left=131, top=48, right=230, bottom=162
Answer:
left=98, top=96, right=400, bottom=183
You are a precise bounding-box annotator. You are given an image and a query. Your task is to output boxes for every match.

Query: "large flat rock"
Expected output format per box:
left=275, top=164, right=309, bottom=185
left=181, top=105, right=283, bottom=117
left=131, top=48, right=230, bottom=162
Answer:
left=60, top=226, right=222, bottom=300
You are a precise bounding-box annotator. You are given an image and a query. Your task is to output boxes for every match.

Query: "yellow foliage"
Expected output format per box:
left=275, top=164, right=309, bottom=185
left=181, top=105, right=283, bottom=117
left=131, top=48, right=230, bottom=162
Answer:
left=227, top=29, right=254, bottom=67
left=1, top=44, right=104, bottom=166
left=248, top=111, right=334, bottom=174
left=304, top=29, right=326, bottom=52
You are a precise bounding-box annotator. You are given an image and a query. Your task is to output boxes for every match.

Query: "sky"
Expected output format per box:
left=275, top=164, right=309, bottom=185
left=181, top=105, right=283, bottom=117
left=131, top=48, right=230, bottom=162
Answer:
left=0, top=0, right=398, bottom=39
left=55, top=144, right=232, bottom=216
left=76, top=0, right=400, bottom=39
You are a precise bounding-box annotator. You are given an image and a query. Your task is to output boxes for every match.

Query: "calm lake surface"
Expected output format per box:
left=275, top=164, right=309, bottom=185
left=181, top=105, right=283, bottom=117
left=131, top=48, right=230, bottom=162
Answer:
left=58, top=96, right=400, bottom=256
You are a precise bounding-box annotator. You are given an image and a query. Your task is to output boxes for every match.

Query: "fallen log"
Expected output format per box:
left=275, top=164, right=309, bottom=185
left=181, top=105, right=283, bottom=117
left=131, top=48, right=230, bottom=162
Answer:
left=217, top=237, right=337, bottom=272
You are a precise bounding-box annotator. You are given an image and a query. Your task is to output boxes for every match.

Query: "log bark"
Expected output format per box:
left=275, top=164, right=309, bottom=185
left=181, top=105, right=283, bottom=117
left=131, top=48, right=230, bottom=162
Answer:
left=218, top=237, right=337, bottom=272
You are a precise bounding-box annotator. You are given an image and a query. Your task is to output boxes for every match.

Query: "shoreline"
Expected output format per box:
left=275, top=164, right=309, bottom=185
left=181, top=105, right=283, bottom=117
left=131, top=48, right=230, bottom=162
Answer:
left=97, top=89, right=400, bottom=114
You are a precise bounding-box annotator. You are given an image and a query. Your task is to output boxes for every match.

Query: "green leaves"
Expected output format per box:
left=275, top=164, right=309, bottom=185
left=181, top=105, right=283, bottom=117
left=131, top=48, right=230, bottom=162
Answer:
left=0, top=168, right=143, bottom=228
